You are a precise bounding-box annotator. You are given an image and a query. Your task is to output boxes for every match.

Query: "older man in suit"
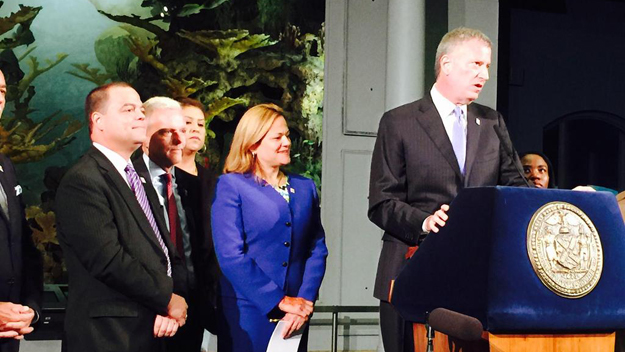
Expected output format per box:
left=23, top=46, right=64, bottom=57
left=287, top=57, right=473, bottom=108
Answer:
left=0, top=69, right=42, bottom=352
left=56, top=83, right=188, bottom=352
left=368, top=27, right=528, bottom=352
left=132, top=97, right=214, bottom=352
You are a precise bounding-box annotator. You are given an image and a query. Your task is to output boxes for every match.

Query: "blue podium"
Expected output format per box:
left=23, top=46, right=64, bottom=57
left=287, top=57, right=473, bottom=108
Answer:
left=391, top=187, right=625, bottom=351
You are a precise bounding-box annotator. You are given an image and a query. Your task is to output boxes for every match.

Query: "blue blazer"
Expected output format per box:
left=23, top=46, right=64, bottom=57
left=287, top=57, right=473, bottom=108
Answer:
left=211, top=172, right=328, bottom=315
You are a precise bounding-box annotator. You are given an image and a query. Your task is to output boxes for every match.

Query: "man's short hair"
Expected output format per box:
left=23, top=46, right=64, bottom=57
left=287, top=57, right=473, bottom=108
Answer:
left=434, top=27, right=492, bottom=78
left=176, top=97, right=206, bottom=113
left=85, top=82, right=133, bottom=133
left=143, top=96, right=181, bottom=117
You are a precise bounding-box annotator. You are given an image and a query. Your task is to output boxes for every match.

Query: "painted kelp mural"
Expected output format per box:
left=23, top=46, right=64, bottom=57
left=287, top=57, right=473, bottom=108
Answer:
left=0, top=0, right=325, bottom=284
left=0, top=4, right=83, bottom=284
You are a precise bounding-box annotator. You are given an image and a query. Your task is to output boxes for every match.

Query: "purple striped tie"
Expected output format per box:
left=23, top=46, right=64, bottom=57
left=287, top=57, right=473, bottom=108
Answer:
left=124, top=163, right=172, bottom=277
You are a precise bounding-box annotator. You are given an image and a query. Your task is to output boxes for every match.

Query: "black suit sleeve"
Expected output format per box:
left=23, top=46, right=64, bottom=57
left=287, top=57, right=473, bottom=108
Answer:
left=368, top=113, right=430, bottom=245
left=20, top=213, right=42, bottom=318
left=4, top=157, right=43, bottom=318
left=495, top=113, right=530, bottom=187
left=56, top=170, right=173, bottom=314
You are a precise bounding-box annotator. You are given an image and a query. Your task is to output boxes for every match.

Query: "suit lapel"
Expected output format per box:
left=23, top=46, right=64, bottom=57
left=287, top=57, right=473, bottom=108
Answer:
left=415, top=96, right=463, bottom=179
left=250, top=176, right=291, bottom=217
left=89, top=148, right=164, bottom=252
left=131, top=150, right=176, bottom=253
left=286, top=177, right=298, bottom=217
left=463, top=105, right=483, bottom=184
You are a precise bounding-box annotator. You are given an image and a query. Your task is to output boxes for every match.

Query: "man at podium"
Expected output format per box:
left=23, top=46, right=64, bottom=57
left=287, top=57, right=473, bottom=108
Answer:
left=368, top=27, right=528, bottom=352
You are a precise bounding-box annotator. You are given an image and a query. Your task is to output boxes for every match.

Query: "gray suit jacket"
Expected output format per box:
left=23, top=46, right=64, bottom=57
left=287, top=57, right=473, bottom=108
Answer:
left=368, top=95, right=527, bottom=301
left=57, top=147, right=186, bottom=352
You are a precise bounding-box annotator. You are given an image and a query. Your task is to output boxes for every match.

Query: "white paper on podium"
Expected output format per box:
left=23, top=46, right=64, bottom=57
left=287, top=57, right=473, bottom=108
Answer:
left=265, top=321, right=303, bottom=352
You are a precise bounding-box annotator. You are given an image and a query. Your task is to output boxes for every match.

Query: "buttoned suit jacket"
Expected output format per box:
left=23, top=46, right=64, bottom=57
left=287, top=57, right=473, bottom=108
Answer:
left=211, top=172, right=328, bottom=316
left=368, top=95, right=527, bottom=301
left=0, top=154, right=42, bottom=352
left=56, top=147, right=186, bottom=352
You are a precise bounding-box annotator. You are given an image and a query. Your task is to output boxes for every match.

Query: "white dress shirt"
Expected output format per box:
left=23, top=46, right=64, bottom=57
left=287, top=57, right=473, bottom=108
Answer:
left=93, top=143, right=131, bottom=187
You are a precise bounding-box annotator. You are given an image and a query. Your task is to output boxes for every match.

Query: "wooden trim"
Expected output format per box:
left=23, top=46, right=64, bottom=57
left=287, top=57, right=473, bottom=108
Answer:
left=488, top=332, right=615, bottom=352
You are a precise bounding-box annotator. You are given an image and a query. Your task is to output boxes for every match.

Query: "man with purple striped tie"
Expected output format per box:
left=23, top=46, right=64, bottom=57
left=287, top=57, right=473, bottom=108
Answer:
left=56, top=82, right=188, bottom=352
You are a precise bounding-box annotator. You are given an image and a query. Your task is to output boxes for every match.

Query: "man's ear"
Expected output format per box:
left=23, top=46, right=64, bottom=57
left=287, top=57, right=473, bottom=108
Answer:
left=440, top=54, right=453, bottom=75
left=91, top=112, right=103, bottom=131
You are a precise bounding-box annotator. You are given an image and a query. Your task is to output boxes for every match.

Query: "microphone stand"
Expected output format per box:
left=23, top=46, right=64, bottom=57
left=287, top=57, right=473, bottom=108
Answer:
left=493, top=125, right=532, bottom=188
left=425, top=311, right=435, bottom=352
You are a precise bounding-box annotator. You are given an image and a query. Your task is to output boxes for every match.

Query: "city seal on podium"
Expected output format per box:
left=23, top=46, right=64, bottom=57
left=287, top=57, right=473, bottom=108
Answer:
left=526, top=201, right=603, bottom=298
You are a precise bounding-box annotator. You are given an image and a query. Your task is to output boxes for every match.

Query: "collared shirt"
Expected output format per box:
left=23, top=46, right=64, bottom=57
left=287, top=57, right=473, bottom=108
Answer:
left=93, top=142, right=131, bottom=187
left=142, top=153, right=195, bottom=287
left=420, top=87, right=468, bottom=233
left=430, top=85, right=468, bottom=144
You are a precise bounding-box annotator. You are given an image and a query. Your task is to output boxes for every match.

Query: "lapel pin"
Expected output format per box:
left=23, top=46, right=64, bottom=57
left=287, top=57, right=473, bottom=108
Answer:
left=140, top=176, right=146, bottom=183
left=475, top=118, right=481, bottom=126
left=290, top=188, right=295, bottom=194
left=15, top=185, right=22, bottom=196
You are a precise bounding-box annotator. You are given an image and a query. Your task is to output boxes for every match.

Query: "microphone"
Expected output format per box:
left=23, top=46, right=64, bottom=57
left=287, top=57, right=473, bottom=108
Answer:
left=427, top=308, right=484, bottom=341
left=493, top=125, right=532, bottom=188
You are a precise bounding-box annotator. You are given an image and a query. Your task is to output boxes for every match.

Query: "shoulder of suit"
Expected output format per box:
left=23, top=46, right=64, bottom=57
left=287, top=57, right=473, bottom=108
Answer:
left=286, top=173, right=318, bottom=195
left=286, top=173, right=315, bottom=186
left=468, top=101, right=501, bottom=121
left=61, top=151, right=102, bottom=184
left=0, top=153, right=11, bottom=170
left=383, top=99, right=426, bottom=119
left=217, top=172, right=253, bottom=186
left=379, top=98, right=437, bottom=127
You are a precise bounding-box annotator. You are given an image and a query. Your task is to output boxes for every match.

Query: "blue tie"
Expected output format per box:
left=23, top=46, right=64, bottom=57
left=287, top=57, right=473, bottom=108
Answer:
left=451, top=106, right=466, bottom=174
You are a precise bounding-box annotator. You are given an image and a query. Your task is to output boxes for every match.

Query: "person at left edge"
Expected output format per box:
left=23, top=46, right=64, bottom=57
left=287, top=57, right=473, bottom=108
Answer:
left=212, top=103, right=328, bottom=352
left=0, top=68, right=43, bottom=352
left=56, top=82, right=188, bottom=352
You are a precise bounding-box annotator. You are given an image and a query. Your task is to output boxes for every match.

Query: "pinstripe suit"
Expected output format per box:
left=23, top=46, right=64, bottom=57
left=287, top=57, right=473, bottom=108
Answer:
left=368, top=95, right=526, bottom=350
left=57, top=147, right=186, bottom=352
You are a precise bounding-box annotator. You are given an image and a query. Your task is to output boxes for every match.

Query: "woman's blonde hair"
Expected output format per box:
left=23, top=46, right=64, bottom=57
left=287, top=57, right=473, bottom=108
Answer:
left=223, top=103, right=285, bottom=175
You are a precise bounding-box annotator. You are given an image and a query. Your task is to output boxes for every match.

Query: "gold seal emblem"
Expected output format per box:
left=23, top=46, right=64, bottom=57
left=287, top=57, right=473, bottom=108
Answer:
left=526, top=201, right=603, bottom=298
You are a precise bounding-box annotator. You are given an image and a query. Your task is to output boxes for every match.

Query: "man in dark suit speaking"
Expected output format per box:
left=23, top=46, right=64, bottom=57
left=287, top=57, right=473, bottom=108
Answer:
left=0, top=69, right=42, bottom=352
left=56, top=83, right=188, bottom=352
left=368, top=27, right=527, bottom=352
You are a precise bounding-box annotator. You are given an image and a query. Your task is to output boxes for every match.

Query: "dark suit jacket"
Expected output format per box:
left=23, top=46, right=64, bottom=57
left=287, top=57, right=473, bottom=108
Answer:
left=0, top=154, right=42, bottom=352
left=175, top=163, right=220, bottom=333
left=368, top=95, right=527, bottom=301
left=131, top=152, right=219, bottom=332
left=56, top=147, right=186, bottom=352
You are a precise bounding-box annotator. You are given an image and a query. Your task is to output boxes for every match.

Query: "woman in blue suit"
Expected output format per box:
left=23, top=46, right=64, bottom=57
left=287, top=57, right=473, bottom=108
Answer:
left=212, top=103, right=328, bottom=352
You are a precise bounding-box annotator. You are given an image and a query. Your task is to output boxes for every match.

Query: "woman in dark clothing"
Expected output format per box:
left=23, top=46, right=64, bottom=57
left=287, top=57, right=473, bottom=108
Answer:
left=174, top=97, right=220, bottom=336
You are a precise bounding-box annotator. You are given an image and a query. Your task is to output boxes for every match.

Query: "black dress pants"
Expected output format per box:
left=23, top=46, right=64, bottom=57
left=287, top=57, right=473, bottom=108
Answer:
left=165, top=289, right=205, bottom=352
left=380, top=300, right=414, bottom=352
